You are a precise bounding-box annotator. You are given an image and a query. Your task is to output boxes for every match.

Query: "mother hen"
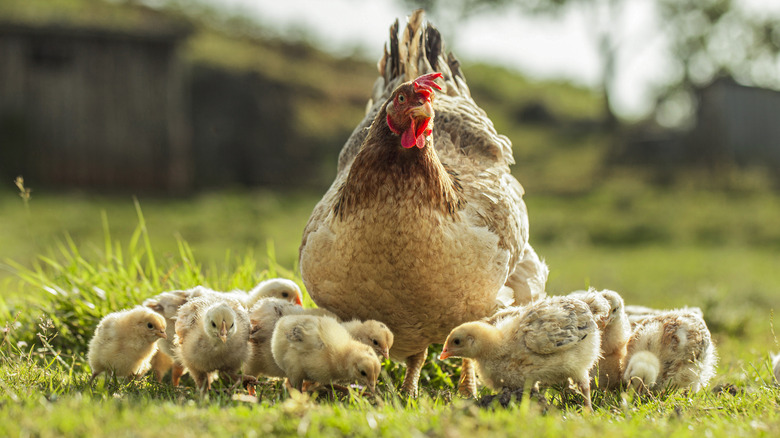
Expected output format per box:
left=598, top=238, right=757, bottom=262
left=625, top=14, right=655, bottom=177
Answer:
left=299, top=10, right=548, bottom=396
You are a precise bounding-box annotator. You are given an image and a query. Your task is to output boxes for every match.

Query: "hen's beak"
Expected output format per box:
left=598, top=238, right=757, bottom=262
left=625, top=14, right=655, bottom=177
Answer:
left=219, top=320, right=228, bottom=343
left=410, top=100, right=433, bottom=120
left=439, top=347, right=451, bottom=360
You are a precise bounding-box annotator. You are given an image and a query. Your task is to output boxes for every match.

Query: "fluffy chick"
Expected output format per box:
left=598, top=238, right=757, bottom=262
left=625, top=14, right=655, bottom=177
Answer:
left=623, top=309, right=717, bottom=393
left=271, top=315, right=381, bottom=392
left=246, top=298, right=306, bottom=378
left=144, top=289, right=191, bottom=384
left=625, top=304, right=703, bottom=329
left=340, top=319, right=394, bottom=360
left=88, top=307, right=167, bottom=383
left=246, top=278, right=303, bottom=309
left=174, top=294, right=252, bottom=391
left=440, top=296, right=601, bottom=409
left=570, top=288, right=631, bottom=389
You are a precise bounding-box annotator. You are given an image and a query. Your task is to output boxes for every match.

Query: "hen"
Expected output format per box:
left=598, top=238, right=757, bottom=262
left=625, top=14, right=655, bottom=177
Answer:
left=299, top=10, right=547, bottom=396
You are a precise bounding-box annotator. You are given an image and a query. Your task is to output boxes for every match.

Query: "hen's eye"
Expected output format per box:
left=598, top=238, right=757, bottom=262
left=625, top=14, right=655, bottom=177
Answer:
left=147, top=322, right=154, bottom=329
left=398, top=94, right=405, bottom=103
left=453, top=339, right=460, bottom=345
left=282, top=292, right=289, bottom=298
left=373, top=339, right=379, bottom=346
left=360, top=370, right=367, bottom=377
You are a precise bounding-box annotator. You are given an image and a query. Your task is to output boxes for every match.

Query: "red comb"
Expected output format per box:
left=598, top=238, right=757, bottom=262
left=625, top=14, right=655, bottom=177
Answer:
left=413, top=72, right=443, bottom=99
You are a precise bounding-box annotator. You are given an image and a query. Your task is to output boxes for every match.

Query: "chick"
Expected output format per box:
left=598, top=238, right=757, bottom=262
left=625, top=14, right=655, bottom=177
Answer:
left=340, top=319, right=394, bottom=360
left=271, top=315, right=381, bottom=392
left=245, top=297, right=306, bottom=378
left=149, top=350, right=174, bottom=381
left=772, top=352, right=780, bottom=384
left=143, top=289, right=191, bottom=384
left=87, top=306, right=167, bottom=383
left=246, top=278, right=303, bottom=309
left=440, top=296, right=601, bottom=409
left=623, top=309, right=717, bottom=393
left=625, top=304, right=703, bottom=328
left=570, top=288, right=631, bottom=389
left=174, top=294, right=252, bottom=391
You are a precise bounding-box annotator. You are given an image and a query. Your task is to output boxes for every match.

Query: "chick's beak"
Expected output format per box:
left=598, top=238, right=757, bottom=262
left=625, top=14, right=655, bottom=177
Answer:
left=158, top=330, right=167, bottom=339
left=219, top=320, right=228, bottom=343
left=381, top=348, right=390, bottom=360
left=439, top=346, right=451, bottom=360
left=294, top=294, right=303, bottom=306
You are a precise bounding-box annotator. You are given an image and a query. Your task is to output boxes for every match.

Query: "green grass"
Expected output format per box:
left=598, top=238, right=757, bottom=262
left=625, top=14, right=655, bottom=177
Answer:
left=2, top=186, right=780, bottom=436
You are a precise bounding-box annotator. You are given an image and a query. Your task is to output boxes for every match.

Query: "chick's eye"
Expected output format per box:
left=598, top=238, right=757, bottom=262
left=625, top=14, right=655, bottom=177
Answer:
left=211, top=321, right=217, bottom=328
left=373, top=339, right=379, bottom=346
left=360, top=370, right=367, bottom=377
left=282, top=292, right=289, bottom=298
left=147, top=322, right=153, bottom=329
left=230, top=323, right=234, bottom=329
left=453, top=339, right=460, bottom=345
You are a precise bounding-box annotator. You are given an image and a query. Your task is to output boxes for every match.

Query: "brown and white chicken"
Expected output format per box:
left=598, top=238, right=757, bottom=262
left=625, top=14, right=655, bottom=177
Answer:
left=625, top=304, right=703, bottom=328
left=87, top=307, right=167, bottom=383
left=569, top=288, right=631, bottom=389
left=623, top=309, right=717, bottom=392
left=299, top=10, right=547, bottom=396
left=173, top=294, right=253, bottom=391
left=271, top=315, right=381, bottom=392
left=439, top=296, right=600, bottom=409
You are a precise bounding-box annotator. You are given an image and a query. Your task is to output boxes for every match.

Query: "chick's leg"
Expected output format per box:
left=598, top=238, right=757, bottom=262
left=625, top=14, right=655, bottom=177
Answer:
left=457, top=358, right=477, bottom=398
left=171, top=363, right=185, bottom=386
left=578, top=377, right=593, bottom=412
left=400, top=347, right=427, bottom=397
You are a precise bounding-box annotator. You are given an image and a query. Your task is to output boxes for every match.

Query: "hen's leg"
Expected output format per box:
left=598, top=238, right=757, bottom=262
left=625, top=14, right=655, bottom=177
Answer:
left=457, top=358, right=477, bottom=398
left=400, top=347, right=427, bottom=397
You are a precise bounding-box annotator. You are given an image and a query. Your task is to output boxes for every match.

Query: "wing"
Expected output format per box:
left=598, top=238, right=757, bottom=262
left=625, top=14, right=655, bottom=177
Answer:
left=520, top=299, right=596, bottom=355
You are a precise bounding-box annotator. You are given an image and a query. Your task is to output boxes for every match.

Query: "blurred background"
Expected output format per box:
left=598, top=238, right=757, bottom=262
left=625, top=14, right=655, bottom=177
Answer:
left=1, top=0, right=780, bottom=347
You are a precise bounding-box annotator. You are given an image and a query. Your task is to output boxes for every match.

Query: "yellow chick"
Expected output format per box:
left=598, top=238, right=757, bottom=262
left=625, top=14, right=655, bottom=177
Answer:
left=271, top=315, right=381, bottom=392
left=623, top=309, right=717, bottom=393
left=440, top=296, right=601, bottom=409
left=570, top=288, right=631, bottom=389
left=340, top=319, right=394, bottom=360
left=174, top=294, right=252, bottom=391
left=246, top=278, right=303, bottom=309
left=143, top=289, right=191, bottom=384
left=87, top=307, right=167, bottom=383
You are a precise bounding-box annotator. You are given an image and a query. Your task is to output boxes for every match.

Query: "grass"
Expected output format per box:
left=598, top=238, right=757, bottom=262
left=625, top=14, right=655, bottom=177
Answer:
left=2, top=185, right=780, bottom=436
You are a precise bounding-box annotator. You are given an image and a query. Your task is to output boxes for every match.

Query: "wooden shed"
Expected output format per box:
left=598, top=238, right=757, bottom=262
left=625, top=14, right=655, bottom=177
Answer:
left=689, top=78, right=780, bottom=168
left=0, top=20, right=192, bottom=191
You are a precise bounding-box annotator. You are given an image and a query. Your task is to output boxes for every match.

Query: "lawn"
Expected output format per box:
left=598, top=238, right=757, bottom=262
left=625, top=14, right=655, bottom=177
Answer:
left=1, top=184, right=780, bottom=436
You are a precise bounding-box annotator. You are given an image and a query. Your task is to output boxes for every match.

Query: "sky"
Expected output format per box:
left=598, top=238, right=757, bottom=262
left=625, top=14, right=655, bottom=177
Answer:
left=204, top=0, right=780, bottom=121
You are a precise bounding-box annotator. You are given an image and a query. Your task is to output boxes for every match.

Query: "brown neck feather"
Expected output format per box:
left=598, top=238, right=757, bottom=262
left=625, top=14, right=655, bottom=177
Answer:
left=334, top=104, right=463, bottom=219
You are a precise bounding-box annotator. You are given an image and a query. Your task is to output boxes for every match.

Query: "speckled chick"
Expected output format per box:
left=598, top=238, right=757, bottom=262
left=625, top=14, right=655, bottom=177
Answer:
left=271, top=315, right=381, bottom=392
left=87, top=306, right=167, bottom=383
left=623, top=309, right=717, bottom=393
left=625, top=304, right=703, bottom=329
left=246, top=278, right=303, bottom=309
left=440, top=296, right=600, bottom=409
left=174, top=294, right=251, bottom=391
left=570, top=288, right=631, bottom=389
